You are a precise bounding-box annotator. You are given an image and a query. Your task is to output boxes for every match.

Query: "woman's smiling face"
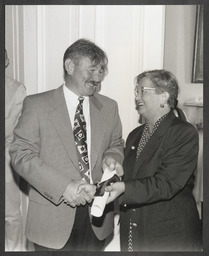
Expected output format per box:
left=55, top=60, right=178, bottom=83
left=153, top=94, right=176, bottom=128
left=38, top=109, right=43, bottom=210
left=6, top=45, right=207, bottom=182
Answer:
left=135, top=77, right=162, bottom=120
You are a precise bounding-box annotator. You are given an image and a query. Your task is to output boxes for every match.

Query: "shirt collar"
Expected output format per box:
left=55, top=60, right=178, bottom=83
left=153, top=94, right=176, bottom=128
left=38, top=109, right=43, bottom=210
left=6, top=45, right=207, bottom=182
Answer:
left=63, top=83, right=89, bottom=106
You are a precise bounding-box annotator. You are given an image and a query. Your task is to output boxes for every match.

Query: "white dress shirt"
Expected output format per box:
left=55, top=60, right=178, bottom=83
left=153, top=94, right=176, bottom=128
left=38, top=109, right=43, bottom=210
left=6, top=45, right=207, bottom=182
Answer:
left=63, top=84, right=92, bottom=183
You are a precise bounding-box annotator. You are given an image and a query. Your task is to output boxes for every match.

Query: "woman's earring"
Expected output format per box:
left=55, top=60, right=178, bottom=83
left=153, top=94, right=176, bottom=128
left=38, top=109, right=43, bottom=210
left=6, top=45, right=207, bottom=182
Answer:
left=160, top=104, right=164, bottom=108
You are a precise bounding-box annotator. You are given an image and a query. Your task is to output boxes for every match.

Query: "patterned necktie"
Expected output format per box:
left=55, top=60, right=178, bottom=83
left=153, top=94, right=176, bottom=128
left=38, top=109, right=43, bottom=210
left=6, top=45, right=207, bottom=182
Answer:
left=73, top=97, right=90, bottom=183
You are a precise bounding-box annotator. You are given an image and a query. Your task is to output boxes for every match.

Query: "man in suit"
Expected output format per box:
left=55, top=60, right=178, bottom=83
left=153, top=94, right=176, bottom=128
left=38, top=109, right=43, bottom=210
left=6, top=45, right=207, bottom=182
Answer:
left=5, top=49, right=26, bottom=251
left=9, top=39, right=124, bottom=251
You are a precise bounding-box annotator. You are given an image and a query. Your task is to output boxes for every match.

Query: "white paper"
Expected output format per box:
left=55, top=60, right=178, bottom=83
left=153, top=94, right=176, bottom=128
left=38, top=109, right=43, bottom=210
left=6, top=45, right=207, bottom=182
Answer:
left=91, top=169, right=116, bottom=217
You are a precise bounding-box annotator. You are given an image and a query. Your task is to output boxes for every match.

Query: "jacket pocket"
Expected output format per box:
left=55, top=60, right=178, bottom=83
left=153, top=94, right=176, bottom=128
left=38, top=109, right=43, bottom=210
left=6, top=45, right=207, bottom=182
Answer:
left=150, top=217, right=186, bottom=237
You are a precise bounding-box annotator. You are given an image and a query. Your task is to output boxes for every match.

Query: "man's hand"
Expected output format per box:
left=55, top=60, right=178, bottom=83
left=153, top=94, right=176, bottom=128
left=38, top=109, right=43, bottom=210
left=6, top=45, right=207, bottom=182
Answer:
left=77, top=183, right=96, bottom=199
left=102, top=157, right=124, bottom=177
left=105, top=182, right=125, bottom=204
left=62, top=180, right=94, bottom=207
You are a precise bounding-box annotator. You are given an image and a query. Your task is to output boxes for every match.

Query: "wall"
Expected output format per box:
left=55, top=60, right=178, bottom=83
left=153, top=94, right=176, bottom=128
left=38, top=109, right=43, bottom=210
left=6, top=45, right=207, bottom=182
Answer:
left=164, top=5, right=203, bottom=217
left=6, top=5, right=203, bottom=136
left=164, top=5, right=203, bottom=118
left=5, top=5, right=165, bottom=141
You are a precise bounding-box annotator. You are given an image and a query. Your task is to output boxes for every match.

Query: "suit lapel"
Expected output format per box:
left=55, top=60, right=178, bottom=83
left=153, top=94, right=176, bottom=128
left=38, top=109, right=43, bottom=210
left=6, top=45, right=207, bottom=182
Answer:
left=132, top=132, right=161, bottom=177
left=89, top=95, right=105, bottom=171
left=49, top=89, right=105, bottom=172
left=132, top=111, right=176, bottom=178
left=49, top=86, right=79, bottom=169
left=125, top=127, right=144, bottom=158
left=123, top=127, right=143, bottom=180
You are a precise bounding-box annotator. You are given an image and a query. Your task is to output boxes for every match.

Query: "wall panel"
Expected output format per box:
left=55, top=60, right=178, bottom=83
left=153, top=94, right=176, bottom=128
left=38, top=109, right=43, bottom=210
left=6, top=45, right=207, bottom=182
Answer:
left=23, top=6, right=38, bottom=95
left=21, top=5, right=165, bottom=138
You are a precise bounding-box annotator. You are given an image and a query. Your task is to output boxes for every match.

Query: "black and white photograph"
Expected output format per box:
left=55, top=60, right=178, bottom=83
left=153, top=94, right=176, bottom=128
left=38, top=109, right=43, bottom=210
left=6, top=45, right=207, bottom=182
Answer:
left=2, top=2, right=207, bottom=255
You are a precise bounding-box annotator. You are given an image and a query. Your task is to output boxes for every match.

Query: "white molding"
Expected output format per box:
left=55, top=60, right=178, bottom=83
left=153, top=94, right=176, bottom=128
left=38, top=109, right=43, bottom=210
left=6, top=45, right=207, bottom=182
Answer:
left=132, top=5, right=165, bottom=73
left=132, top=6, right=144, bottom=77
left=37, top=6, right=46, bottom=93
left=15, top=6, right=20, bottom=81
left=130, top=6, right=145, bottom=129
left=95, top=6, right=106, bottom=47
left=142, top=5, right=165, bottom=70
left=23, top=6, right=38, bottom=95
left=131, top=5, right=165, bottom=129
left=79, top=5, right=96, bottom=41
left=69, top=5, right=79, bottom=43
left=11, top=6, right=16, bottom=78
left=161, top=6, right=166, bottom=67
left=11, top=6, right=20, bottom=80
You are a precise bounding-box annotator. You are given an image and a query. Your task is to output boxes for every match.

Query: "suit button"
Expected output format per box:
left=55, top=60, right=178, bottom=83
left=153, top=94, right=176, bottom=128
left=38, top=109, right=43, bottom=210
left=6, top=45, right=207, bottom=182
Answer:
left=124, top=204, right=127, bottom=207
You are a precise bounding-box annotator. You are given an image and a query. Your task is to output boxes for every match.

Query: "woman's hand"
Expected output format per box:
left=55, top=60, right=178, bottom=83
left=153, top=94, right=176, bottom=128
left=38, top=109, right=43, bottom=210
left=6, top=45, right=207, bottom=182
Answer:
left=102, top=157, right=124, bottom=177
left=105, top=182, right=125, bottom=204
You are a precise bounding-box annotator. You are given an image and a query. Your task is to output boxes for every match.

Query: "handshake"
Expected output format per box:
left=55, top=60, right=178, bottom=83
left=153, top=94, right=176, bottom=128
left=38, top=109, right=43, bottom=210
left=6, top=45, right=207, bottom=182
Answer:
left=62, top=157, right=123, bottom=216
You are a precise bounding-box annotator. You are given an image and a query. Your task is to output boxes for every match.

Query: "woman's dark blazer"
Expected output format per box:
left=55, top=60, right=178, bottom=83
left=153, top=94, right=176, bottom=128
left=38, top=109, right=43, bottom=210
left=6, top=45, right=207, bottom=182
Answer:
left=120, top=111, right=202, bottom=251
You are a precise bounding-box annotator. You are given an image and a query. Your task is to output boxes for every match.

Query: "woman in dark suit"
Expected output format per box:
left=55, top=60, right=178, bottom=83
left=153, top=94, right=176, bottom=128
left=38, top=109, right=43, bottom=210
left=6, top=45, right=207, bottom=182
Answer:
left=106, top=69, right=202, bottom=251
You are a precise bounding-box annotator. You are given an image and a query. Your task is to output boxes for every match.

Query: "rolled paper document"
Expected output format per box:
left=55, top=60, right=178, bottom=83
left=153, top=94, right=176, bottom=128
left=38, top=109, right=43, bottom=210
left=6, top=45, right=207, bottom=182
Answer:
left=91, top=169, right=117, bottom=217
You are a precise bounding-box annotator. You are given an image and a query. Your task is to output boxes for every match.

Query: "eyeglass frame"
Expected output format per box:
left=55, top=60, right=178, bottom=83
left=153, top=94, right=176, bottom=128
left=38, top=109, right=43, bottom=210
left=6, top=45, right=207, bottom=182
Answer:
left=134, top=85, right=156, bottom=96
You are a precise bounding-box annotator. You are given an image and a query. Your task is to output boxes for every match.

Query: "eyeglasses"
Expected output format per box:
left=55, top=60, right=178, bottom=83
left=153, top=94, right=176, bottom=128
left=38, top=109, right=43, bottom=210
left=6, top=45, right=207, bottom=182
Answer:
left=134, top=86, right=156, bottom=96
